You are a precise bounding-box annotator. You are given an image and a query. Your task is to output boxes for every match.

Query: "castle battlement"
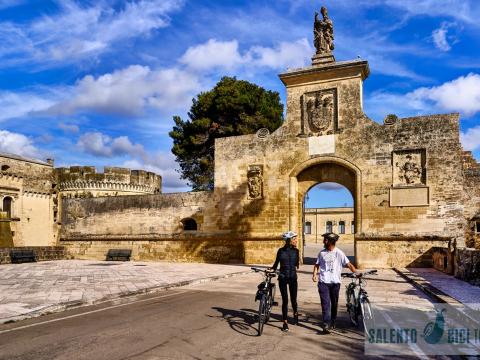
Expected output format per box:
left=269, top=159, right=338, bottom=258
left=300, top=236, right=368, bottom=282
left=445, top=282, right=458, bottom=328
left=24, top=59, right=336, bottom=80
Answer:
left=56, top=166, right=161, bottom=196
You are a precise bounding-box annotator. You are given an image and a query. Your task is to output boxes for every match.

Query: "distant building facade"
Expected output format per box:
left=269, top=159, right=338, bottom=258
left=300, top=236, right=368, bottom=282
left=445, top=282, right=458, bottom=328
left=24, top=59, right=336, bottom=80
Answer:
left=304, top=207, right=354, bottom=244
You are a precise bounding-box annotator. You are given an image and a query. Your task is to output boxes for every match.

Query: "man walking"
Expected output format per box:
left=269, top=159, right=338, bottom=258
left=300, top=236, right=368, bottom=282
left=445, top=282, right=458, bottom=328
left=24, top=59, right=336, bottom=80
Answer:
left=312, top=232, right=358, bottom=333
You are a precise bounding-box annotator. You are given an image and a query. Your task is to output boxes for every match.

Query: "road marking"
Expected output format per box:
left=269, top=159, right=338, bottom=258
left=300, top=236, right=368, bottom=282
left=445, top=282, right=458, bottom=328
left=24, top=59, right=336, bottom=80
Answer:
left=0, top=290, right=186, bottom=334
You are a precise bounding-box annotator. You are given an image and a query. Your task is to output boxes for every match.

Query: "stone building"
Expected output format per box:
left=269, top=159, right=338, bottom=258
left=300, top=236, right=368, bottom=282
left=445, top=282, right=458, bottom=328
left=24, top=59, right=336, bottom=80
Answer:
left=0, top=153, right=57, bottom=247
left=304, top=207, right=354, bottom=244
left=0, top=153, right=161, bottom=249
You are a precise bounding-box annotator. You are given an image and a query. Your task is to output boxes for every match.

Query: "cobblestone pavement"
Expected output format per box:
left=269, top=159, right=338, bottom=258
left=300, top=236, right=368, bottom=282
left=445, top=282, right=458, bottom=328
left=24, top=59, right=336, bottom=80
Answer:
left=0, top=260, right=251, bottom=323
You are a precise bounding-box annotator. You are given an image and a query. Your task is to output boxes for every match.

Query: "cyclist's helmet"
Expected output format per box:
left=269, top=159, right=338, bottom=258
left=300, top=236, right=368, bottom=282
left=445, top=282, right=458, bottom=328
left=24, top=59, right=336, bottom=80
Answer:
left=282, top=231, right=298, bottom=240
left=322, top=232, right=339, bottom=242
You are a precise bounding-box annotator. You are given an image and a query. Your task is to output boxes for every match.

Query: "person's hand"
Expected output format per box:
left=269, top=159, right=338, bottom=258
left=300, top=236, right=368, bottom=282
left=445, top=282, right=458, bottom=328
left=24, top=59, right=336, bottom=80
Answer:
left=354, top=271, right=362, bottom=278
left=312, top=274, right=318, bottom=283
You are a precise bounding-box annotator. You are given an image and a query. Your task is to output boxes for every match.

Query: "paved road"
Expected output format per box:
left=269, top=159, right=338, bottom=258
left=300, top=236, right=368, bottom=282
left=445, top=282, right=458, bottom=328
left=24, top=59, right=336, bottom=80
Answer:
left=0, top=263, right=434, bottom=360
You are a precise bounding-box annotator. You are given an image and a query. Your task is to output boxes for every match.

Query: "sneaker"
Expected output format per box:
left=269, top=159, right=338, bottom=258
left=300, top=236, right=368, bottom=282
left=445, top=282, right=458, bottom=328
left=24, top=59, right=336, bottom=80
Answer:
left=293, top=313, right=299, bottom=325
left=328, top=321, right=336, bottom=330
left=282, top=323, right=289, bottom=332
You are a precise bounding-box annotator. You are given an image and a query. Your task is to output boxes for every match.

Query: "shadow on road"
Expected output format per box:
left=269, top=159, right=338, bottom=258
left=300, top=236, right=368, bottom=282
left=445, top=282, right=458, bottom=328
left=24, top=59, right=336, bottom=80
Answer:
left=210, top=307, right=260, bottom=337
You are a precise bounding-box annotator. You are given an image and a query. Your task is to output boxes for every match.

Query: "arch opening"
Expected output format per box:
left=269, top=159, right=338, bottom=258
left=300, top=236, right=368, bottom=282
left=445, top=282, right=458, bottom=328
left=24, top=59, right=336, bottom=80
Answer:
left=2, top=196, right=12, bottom=218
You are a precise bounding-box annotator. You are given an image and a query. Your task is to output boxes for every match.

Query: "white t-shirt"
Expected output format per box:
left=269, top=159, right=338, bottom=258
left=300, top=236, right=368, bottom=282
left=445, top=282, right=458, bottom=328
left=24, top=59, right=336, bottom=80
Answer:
left=316, top=247, right=350, bottom=284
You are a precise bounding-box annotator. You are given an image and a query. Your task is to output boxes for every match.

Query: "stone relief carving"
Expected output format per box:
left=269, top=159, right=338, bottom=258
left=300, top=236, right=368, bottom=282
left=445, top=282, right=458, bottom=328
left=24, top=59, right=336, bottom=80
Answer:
left=247, top=165, right=263, bottom=199
left=393, top=150, right=426, bottom=186
left=314, top=6, right=334, bottom=55
left=256, top=128, right=270, bottom=139
left=302, top=89, right=338, bottom=136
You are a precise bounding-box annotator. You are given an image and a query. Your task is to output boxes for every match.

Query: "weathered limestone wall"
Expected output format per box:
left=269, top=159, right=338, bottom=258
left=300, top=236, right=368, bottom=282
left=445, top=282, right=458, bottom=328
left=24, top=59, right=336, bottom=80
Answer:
left=0, top=154, right=57, bottom=247
left=462, top=151, right=480, bottom=249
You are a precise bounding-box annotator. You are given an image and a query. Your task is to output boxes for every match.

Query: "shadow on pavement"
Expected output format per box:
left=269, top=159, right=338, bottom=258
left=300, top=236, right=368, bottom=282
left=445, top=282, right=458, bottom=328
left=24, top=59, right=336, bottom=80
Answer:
left=210, top=307, right=260, bottom=337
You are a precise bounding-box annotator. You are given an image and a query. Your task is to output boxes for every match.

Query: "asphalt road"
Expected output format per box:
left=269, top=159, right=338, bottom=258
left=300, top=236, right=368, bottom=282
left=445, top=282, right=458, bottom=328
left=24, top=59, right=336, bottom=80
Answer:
left=0, top=262, right=427, bottom=360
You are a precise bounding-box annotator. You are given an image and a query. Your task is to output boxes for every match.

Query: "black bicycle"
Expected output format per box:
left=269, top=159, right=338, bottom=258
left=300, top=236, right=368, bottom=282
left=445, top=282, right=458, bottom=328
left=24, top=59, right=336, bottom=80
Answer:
left=251, top=267, right=277, bottom=336
left=342, top=269, right=377, bottom=334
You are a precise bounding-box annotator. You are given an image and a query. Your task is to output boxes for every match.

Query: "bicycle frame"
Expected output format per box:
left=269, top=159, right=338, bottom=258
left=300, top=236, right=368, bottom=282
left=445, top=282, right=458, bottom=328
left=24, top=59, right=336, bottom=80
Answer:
left=343, top=270, right=377, bottom=332
left=252, top=267, right=277, bottom=335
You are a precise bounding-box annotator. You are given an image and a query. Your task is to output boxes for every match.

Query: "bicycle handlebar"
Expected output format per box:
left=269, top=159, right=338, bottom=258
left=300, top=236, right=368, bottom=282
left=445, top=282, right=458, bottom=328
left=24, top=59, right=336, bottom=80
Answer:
left=251, top=267, right=278, bottom=277
left=341, top=269, right=378, bottom=278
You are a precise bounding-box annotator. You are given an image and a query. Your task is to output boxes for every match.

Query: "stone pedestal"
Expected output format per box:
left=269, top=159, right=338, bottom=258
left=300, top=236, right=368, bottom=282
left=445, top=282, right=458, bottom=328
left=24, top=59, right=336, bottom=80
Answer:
left=312, top=53, right=335, bottom=66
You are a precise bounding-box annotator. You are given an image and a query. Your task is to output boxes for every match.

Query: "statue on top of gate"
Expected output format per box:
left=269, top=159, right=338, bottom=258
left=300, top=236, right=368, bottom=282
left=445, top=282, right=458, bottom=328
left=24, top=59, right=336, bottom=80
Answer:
left=314, top=6, right=334, bottom=55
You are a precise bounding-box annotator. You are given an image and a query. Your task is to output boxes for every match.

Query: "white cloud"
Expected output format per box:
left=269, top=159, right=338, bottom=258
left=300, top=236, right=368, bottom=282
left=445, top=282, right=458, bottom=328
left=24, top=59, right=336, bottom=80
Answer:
left=0, top=0, right=184, bottom=67
left=77, top=132, right=145, bottom=158
left=248, top=38, right=312, bottom=70
left=461, top=126, right=480, bottom=151
left=48, top=65, right=201, bottom=116
left=365, top=73, right=480, bottom=120
left=314, top=182, right=347, bottom=191
left=0, top=90, right=56, bottom=121
left=58, top=122, right=79, bottom=134
left=432, top=23, right=451, bottom=51
left=0, top=0, right=23, bottom=9
left=180, top=39, right=244, bottom=71
left=0, top=130, right=40, bottom=158
left=410, top=73, right=480, bottom=116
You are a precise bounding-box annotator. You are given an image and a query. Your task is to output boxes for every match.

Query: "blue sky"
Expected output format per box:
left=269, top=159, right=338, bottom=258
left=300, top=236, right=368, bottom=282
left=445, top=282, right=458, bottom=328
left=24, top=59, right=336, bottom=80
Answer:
left=0, top=0, right=479, bottom=196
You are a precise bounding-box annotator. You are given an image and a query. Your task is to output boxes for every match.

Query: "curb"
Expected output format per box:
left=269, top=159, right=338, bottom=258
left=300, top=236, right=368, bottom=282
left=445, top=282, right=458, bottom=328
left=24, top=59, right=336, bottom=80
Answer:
left=0, top=269, right=252, bottom=324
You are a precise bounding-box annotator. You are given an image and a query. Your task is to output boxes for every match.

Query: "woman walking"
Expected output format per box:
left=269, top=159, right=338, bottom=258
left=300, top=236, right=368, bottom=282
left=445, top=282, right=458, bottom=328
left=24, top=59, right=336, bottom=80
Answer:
left=271, top=231, right=299, bottom=332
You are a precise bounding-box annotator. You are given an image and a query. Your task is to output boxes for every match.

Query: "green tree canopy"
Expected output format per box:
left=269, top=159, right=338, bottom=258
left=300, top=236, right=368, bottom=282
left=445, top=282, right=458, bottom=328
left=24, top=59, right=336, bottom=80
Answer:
left=169, top=76, right=284, bottom=191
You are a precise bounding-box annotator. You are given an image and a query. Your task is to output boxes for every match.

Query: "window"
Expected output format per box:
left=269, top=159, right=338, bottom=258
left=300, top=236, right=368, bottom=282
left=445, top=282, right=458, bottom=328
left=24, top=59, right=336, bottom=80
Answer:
left=339, top=221, right=345, bottom=234
left=326, top=221, right=333, bottom=233
left=1, top=165, right=9, bottom=171
left=3, top=197, right=12, bottom=218
left=305, top=221, right=312, bottom=234
left=182, top=218, right=197, bottom=231
left=351, top=221, right=355, bottom=234
left=476, top=221, right=480, bottom=233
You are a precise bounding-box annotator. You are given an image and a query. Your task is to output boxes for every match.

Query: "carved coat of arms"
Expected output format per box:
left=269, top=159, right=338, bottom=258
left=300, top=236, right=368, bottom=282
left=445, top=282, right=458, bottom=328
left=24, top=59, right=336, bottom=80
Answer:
left=302, top=89, right=337, bottom=135
left=247, top=165, right=263, bottom=199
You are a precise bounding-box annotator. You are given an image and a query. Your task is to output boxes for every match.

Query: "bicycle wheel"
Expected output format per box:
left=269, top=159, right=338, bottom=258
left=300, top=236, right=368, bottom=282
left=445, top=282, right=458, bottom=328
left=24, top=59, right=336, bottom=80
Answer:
left=265, top=294, right=272, bottom=323
left=346, top=290, right=359, bottom=326
left=257, top=295, right=266, bottom=336
left=360, top=297, right=375, bottom=334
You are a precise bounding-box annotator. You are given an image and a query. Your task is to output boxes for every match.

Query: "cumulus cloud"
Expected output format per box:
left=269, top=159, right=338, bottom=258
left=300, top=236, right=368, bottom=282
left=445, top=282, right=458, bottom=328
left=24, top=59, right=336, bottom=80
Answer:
left=77, top=132, right=145, bottom=158
left=410, top=73, right=480, bottom=116
left=180, top=38, right=312, bottom=72
left=0, top=0, right=184, bottom=67
left=48, top=65, right=201, bottom=117
left=365, top=73, right=480, bottom=121
left=0, top=130, right=40, bottom=158
left=461, top=126, right=480, bottom=151
left=315, top=182, right=347, bottom=191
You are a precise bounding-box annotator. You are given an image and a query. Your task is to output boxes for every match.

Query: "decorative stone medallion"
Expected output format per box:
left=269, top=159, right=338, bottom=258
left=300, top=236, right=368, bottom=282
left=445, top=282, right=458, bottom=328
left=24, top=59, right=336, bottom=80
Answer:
left=301, top=89, right=338, bottom=136
left=247, top=165, right=263, bottom=199
left=392, top=149, right=426, bottom=186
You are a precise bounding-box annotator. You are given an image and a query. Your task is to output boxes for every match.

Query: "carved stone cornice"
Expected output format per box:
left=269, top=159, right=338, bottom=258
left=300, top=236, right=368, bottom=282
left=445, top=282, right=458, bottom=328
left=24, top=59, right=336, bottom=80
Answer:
left=59, top=181, right=157, bottom=194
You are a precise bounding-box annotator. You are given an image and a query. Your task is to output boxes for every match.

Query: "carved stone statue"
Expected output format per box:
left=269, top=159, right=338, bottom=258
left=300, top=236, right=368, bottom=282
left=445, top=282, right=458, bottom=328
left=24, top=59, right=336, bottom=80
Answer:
left=314, top=6, right=334, bottom=55
left=247, top=166, right=263, bottom=199
left=397, top=154, right=422, bottom=185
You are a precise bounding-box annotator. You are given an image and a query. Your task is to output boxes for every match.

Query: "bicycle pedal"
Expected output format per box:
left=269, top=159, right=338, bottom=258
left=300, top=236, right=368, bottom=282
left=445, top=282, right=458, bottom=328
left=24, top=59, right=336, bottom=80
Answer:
left=272, top=301, right=279, bottom=306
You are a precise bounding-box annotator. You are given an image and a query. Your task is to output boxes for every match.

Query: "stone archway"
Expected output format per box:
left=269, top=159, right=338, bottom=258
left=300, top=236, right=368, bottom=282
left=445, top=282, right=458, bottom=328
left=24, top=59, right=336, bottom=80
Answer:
left=289, top=156, right=362, bottom=262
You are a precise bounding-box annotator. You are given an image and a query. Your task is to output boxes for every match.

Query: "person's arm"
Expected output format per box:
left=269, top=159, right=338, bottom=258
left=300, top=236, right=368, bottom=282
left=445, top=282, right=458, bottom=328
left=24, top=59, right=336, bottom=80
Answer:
left=347, top=262, right=357, bottom=273
left=271, top=249, right=280, bottom=271
left=312, top=263, right=319, bottom=282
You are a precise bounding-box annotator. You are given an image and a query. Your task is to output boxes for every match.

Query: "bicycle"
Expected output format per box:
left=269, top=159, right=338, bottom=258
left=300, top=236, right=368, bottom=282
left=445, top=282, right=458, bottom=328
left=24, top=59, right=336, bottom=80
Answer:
left=251, top=267, right=278, bottom=336
left=342, top=269, right=377, bottom=334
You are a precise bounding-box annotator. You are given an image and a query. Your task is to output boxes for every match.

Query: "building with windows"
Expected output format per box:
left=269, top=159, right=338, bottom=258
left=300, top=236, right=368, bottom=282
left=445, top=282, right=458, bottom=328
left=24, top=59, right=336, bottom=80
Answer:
left=304, top=207, right=354, bottom=244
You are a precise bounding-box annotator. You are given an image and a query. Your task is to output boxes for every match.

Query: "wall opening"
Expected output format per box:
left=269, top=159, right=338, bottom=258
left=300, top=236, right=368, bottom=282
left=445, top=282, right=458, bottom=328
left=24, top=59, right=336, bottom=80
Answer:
left=182, top=218, right=197, bottom=231
left=3, top=196, right=12, bottom=218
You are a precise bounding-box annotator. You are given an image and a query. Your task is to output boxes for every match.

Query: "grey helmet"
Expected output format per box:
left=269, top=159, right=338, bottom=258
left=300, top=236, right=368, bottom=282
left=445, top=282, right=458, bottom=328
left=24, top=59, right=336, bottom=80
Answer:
left=282, top=231, right=298, bottom=240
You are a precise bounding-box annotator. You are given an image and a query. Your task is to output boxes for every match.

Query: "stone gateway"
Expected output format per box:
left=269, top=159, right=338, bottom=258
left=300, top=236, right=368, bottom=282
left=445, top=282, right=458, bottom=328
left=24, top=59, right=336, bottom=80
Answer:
left=6, top=8, right=479, bottom=275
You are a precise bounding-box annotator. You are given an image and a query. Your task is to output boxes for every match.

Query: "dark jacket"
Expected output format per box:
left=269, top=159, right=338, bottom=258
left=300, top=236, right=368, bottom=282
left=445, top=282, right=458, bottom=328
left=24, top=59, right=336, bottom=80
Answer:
left=272, top=246, right=299, bottom=279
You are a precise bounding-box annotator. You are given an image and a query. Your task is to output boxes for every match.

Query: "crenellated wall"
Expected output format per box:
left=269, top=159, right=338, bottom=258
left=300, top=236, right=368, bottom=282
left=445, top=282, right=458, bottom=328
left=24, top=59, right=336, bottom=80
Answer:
left=56, top=166, right=161, bottom=198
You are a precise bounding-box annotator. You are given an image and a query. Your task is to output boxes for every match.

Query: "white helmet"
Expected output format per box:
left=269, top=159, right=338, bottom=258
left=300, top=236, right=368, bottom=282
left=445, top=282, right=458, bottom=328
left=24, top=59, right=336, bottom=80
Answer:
left=282, top=231, right=298, bottom=240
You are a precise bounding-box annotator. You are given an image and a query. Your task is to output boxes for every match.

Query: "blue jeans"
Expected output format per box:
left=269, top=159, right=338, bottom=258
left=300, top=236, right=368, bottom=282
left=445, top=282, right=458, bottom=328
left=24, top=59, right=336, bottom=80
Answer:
left=318, top=282, right=340, bottom=325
